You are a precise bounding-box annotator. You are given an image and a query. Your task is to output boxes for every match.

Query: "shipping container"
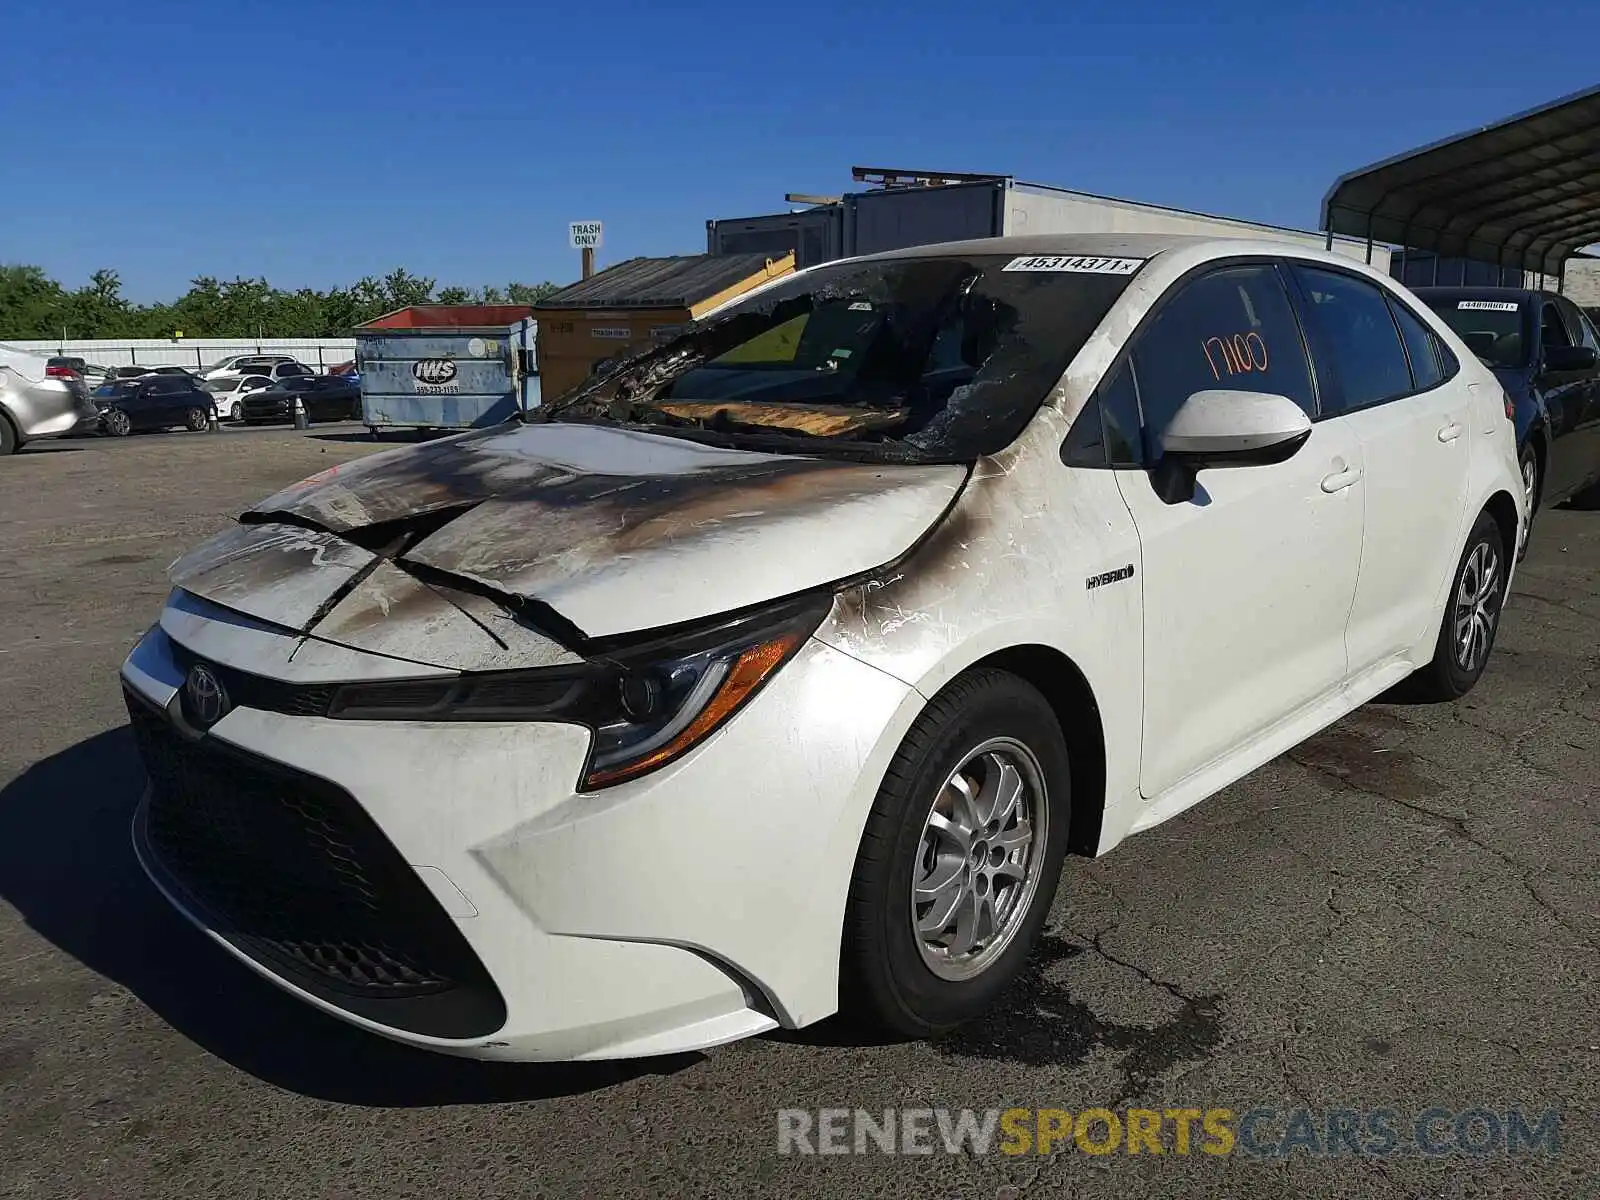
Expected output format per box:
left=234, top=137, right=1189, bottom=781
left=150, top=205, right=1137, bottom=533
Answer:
left=354, top=305, right=538, bottom=434
left=706, top=208, right=844, bottom=268
left=710, top=177, right=1392, bottom=272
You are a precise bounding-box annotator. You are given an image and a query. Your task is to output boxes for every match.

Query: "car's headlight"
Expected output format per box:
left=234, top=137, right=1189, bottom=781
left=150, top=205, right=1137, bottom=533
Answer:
left=325, top=592, right=830, bottom=789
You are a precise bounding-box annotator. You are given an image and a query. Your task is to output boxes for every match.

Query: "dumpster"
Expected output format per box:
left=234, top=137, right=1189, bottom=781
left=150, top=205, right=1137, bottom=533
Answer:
left=354, top=304, right=539, bottom=434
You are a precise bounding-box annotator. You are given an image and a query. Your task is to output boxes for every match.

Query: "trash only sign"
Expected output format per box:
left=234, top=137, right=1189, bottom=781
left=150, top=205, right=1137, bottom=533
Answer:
left=569, top=221, right=603, bottom=249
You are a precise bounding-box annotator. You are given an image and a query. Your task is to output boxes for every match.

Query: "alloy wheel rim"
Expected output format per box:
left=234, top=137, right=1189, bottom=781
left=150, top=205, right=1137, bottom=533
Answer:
left=1453, top=539, right=1502, bottom=673
left=107, top=410, right=129, bottom=435
left=1519, top=458, right=1536, bottom=554
left=911, top=737, right=1048, bottom=981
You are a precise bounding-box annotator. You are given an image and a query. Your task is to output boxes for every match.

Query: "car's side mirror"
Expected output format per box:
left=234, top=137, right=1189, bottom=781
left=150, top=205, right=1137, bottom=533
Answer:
left=1151, top=389, right=1313, bottom=505
left=1541, top=344, right=1598, bottom=374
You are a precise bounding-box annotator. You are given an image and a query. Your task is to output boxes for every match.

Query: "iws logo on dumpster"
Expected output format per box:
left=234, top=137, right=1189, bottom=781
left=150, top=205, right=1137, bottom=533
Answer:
left=412, top=358, right=459, bottom=394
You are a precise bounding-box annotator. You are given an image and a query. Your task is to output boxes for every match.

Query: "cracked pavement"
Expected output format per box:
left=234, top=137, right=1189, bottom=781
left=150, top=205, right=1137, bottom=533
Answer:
left=0, top=430, right=1595, bottom=1199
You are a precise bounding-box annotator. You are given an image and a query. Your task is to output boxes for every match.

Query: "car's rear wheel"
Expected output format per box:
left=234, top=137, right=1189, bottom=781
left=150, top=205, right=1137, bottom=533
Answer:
left=1400, top=510, right=1507, bottom=701
left=185, top=407, right=209, bottom=432
left=103, top=408, right=132, bottom=437
left=0, top=413, right=18, bottom=455
left=842, top=669, right=1070, bottom=1037
left=1517, top=444, right=1539, bottom=560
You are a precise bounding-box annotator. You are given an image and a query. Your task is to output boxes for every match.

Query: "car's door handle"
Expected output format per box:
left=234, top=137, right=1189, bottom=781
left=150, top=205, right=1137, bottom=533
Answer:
left=1437, top=421, right=1464, bottom=442
left=1320, top=465, right=1362, bottom=493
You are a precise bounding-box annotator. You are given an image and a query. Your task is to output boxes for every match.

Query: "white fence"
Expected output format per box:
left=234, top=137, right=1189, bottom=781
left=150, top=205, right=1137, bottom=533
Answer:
left=3, top=337, right=357, bottom=372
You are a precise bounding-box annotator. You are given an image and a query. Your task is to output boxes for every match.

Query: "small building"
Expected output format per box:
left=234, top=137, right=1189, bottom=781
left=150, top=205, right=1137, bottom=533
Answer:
left=534, top=252, right=795, bottom=402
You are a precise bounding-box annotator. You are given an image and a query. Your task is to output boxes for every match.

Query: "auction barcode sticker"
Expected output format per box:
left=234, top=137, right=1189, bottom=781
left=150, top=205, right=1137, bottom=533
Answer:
left=1457, top=300, right=1520, bottom=312
left=1003, top=255, right=1145, bottom=275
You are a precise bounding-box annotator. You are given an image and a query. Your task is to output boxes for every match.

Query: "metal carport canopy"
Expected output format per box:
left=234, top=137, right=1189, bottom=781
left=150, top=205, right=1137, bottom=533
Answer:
left=1322, top=84, right=1600, bottom=279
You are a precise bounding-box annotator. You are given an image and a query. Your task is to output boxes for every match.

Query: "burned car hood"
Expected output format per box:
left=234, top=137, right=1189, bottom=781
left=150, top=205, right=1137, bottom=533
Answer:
left=169, top=421, right=966, bottom=666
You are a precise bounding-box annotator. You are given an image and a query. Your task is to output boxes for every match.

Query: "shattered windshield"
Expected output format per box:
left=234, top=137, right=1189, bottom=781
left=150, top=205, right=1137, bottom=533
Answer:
left=536, top=253, right=1144, bottom=462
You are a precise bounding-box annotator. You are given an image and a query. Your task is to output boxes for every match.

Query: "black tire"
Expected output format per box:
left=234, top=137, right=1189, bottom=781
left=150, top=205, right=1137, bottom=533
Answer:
left=842, top=669, right=1071, bottom=1038
left=0, top=412, right=18, bottom=455
left=185, top=407, right=208, bottom=432
left=1399, top=510, right=1508, bottom=702
left=1516, top=443, right=1539, bottom=561
left=228, top=401, right=243, bottom=422
left=103, top=408, right=132, bottom=437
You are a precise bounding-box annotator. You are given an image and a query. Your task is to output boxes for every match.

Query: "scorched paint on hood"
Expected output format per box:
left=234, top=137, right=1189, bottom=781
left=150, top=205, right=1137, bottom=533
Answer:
left=168, top=422, right=968, bottom=667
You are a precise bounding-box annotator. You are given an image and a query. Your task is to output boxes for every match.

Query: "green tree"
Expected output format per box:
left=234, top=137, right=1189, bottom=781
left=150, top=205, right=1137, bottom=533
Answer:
left=0, top=264, right=565, bottom=339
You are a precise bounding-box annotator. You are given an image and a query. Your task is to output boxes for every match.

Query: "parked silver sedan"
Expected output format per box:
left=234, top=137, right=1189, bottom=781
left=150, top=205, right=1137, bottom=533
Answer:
left=0, top=343, right=103, bottom=454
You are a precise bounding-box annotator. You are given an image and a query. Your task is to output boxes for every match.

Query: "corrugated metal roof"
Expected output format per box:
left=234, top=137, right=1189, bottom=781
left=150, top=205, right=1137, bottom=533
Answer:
left=359, top=304, right=534, bottom=330
left=1322, top=84, right=1600, bottom=276
left=536, top=253, right=781, bottom=310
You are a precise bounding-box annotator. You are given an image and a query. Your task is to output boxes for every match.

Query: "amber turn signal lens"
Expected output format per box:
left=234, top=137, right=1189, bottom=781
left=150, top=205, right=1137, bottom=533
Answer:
left=583, top=631, right=804, bottom=788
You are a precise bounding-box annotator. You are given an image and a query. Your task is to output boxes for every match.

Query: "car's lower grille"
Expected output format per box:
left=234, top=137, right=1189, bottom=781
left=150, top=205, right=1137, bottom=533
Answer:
left=126, top=689, right=506, bottom=1039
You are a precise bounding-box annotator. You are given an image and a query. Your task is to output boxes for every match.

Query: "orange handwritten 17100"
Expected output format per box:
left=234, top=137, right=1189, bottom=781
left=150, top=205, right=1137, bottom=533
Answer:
left=1202, top=332, right=1269, bottom=380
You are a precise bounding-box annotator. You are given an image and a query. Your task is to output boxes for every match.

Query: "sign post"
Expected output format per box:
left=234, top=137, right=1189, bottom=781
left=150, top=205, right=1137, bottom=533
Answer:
left=569, top=221, right=603, bottom=280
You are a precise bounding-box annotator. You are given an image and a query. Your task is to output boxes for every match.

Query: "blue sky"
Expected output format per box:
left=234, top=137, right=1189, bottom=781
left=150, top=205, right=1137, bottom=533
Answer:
left=4, top=0, right=1596, bottom=300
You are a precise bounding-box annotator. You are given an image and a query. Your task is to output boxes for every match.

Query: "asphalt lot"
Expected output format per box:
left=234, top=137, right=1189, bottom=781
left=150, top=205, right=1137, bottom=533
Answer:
left=0, top=429, right=1594, bottom=1199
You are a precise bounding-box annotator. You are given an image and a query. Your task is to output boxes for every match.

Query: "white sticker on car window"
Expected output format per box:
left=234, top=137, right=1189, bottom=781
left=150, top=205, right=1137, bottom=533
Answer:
left=1002, top=255, right=1144, bottom=275
left=1457, top=300, right=1520, bottom=312
left=848, top=301, right=873, bottom=311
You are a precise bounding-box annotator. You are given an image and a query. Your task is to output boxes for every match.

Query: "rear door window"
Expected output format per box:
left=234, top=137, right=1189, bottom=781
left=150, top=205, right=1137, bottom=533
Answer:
left=1129, top=263, right=1317, bottom=458
left=1387, top=298, right=1445, bottom=392
left=1291, top=267, right=1413, bottom=415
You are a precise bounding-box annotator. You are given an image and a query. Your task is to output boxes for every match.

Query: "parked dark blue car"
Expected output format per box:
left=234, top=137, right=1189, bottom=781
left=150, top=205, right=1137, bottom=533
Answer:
left=89, top=375, right=217, bottom=437
left=1415, top=286, right=1600, bottom=556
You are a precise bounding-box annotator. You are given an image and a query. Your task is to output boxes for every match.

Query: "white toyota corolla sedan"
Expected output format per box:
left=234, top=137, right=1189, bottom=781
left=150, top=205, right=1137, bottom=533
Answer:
left=121, top=234, right=1525, bottom=1061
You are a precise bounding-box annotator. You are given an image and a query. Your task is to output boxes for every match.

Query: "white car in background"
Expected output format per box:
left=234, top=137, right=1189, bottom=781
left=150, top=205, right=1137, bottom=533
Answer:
left=202, top=374, right=274, bottom=422
left=202, top=355, right=312, bottom=383
left=120, top=234, right=1524, bottom=1061
left=0, top=343, right=103, bottom=454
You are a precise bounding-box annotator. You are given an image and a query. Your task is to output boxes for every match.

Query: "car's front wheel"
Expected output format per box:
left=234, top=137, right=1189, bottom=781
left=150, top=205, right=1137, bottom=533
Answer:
left=229, top=401, right=243, bottom=422
left=103, top=408, right=132, bottom=437
left=843, top=669, right=1070, bottom=1037
left=185, top=407, right=209, bottom=432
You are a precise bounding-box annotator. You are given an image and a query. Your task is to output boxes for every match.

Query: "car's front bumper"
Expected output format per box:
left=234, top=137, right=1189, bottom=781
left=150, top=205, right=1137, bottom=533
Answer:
left=120, top=597, right=914, bottom=1060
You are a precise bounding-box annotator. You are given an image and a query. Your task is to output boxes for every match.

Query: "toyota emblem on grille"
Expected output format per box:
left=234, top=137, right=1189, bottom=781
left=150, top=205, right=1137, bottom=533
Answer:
left=412, top=358, right=457, bottom=385
left=184, top=663, right=229, bottom=727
